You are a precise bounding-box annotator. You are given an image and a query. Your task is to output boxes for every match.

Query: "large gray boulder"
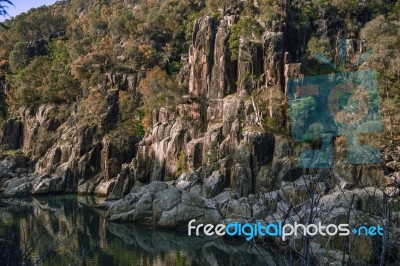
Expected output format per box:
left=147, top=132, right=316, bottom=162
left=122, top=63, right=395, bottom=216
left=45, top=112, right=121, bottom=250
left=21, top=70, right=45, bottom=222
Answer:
left=152, top=187, right=182, bottom=221
left=203, top=170, right=225, bottom=198
left=158, top=191, right=221, bottom=228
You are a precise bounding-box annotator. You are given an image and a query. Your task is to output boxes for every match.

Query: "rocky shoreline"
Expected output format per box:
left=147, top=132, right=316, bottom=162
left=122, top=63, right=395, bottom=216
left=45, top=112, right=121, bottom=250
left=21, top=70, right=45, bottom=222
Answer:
left=2, top=141, right=400, bottom=264
left=1, top=3, right=400, bottom=264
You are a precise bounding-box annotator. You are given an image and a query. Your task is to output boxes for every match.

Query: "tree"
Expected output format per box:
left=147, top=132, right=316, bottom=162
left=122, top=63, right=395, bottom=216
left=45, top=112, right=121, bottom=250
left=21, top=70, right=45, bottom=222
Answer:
left=0, top=0, right=12, bottom=30
left=306, top=37, right=331, bottom=60
left=229, top=17, right=263, bottom=61
left=206, top=0, right=240, bottom=15
left=289, top=96, right=317, bottom=140
left=360, top=16, right=400, bottom=140
left=138, top=66, right=185, bottom=129
left=0, top=0, right=13, bottom=18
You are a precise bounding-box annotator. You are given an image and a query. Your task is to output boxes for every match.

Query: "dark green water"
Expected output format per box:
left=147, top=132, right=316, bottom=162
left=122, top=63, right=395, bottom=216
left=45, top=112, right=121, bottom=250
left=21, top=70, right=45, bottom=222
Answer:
left=0, top=195, right=278, bottom=265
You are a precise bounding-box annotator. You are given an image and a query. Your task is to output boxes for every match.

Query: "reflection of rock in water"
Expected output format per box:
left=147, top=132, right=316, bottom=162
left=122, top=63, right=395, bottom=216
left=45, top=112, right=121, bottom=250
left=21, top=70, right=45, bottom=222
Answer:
left=1, top=196, right=280, bottom=265
left=1, top=197, right=91, bottom=265
left=106, top=221, right=277, bottom=265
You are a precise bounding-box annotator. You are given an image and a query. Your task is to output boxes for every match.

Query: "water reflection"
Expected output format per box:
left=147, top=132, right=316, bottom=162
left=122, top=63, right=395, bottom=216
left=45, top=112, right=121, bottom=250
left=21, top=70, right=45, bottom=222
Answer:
left=0, top=196, right=278, bottom=265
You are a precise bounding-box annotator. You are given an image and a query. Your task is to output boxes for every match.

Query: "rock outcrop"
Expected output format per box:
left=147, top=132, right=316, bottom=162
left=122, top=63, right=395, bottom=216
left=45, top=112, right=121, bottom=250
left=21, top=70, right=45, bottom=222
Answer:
left=1, top=3, right=399, bottom=265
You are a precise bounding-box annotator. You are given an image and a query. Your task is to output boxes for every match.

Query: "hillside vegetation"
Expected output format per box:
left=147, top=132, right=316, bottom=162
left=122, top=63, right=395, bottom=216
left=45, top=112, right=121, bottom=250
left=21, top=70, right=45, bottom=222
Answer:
left=0, top=0, right=399, bottom=139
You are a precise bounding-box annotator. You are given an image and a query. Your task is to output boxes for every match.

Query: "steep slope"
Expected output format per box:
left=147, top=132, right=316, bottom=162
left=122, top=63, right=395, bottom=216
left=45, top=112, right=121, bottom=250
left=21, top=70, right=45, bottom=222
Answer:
left=1, top=0, right=400, bottom=264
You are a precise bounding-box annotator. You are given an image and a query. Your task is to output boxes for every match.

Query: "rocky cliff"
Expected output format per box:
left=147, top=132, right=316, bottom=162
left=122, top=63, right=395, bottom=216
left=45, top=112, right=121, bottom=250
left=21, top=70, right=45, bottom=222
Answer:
left=1, top=0, right=400, bottom=264
left=1, top=4, right=300, bottom=198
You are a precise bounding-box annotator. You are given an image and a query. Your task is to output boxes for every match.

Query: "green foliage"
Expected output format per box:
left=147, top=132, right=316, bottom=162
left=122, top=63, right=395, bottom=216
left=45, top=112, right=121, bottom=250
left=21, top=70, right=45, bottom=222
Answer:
left=206, top=0, right=240, bottom=15
left=176, top=149, right=187, bottom=177
left=361, top=16, right=400, bottom=98
left=303, top=37, right=336, bottom=75
left=164, top=175, right=176, bottom=182
left=207, top=140, right=220, bottom=166
left=109, top=119, right=145, bottom=143
left=1, top=149, right=23, bottom=156
left=211, top=11, right=222, bottom=21
left=292, top=0, right=397, bottom=27
left=263, top=116, right=280, bottom=131
left=229, top=18, right=263, bottom=61
left=306, top=37, right=331, bottom=59
left=112, top=91, right=145, bottom=140
left=8, top=43, right=26, bottom=72
left=47, top=104, right=70, bottom=124
left=1, top=0, right=203, bottom=115
left=139, top=66, right=185, bottom=128
left=258, top=0, right=281, bottom=22
left=9, top=5, right=66, bottom=42
left=108, top=7, right=137, bottom=40
left=303, top=122, right=325, bottom=140
left=168, top=61, right=182, bottom=74
left=9, top=39, right=79, bottom=109
left=184, top=11, right=205, bottom=40
left=289, top=96, right=317, bottom=138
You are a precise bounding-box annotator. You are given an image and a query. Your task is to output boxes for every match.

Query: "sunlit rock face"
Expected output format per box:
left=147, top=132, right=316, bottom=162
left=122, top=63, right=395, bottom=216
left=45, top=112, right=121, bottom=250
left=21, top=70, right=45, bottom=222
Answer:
left=0, top=1, right=399, bottom=265
left=0, top=0, right=369, bottom=201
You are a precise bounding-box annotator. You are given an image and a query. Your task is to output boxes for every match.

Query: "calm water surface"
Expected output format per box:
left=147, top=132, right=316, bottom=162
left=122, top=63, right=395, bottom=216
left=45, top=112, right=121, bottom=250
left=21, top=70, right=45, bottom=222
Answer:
left=0, top=195, right=279, bottom=265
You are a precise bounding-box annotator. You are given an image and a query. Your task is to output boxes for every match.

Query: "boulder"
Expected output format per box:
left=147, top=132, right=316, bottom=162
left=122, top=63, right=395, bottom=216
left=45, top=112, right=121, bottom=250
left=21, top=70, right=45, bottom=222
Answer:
left=158, top=192, right=221, bottom=228
left=202, top=170, right=224, bottom=198
left=274, top=157, right=303, bottom=182
left=225, top=198, right=252, bottom=221
left=32, top=178, right=51, bottom=195
left=353, top=187, right=384, bottom=216
left=175, top=171, right=199, bottom=190
left=108, top=164, right=133, bottom=199
left=95, top=178, right=116, bottom=197
left=387, top=161, right=400, bottom=171
left=152, top=187, right=182, bottom=221
left=255, top=165, right=275, bottom=192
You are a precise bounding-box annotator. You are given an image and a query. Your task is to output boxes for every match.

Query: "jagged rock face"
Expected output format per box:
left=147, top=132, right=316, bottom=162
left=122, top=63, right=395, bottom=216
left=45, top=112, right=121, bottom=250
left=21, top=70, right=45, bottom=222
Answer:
left=189, top=16, right=216, bottom=100
left=0, top=72, right=142, bottom=194
left=210, top=20, right=236, bottom=99
left=1, top=7, right=399, bottom=264
left=0, top=119, right=23, bottom=150
left=109, top=14, right=300, bottom=198
left=237, top=39, right=263, bottom=95
left=0, top=11, right=393, bottom=223
left=264, top=31, right=284, bottom=89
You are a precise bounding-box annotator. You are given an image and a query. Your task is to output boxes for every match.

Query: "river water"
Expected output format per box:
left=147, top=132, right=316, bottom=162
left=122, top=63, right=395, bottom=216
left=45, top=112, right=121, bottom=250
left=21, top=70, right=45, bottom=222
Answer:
left=0, top=195, right=279, bottom=265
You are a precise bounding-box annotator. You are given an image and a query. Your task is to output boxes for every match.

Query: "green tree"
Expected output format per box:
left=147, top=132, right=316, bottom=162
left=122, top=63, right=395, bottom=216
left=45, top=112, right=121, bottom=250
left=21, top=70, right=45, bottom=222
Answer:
left=138, top=66, right=185, bottom=128
left=361, top=16, right=400, bottom=139
left=289, top=96, right=317, bottom=139
left=229, top=18, right=263, bottom=61
left=206, top=0, right=240, bottom=15
left=307, top=37, right=331, bottom=59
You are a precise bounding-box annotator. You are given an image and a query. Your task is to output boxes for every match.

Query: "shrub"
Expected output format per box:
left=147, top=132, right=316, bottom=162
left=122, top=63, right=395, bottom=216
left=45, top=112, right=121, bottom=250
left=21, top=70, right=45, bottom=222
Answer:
left=176, top=149, right=187, bottom=177
left=207, top=140, right=220, bottom=166
left=139, top=66, right=185, bottom=129
left=229, top=18, right=263, bottom=61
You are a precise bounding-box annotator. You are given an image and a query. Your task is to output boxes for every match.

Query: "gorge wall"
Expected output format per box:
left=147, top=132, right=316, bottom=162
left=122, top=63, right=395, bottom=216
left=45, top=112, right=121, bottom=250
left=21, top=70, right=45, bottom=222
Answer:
left=0, top=2, right=306, bottom=198
left=1, top=1, right=400, bottom=264
left=0, top=5, right=388, bottom=199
